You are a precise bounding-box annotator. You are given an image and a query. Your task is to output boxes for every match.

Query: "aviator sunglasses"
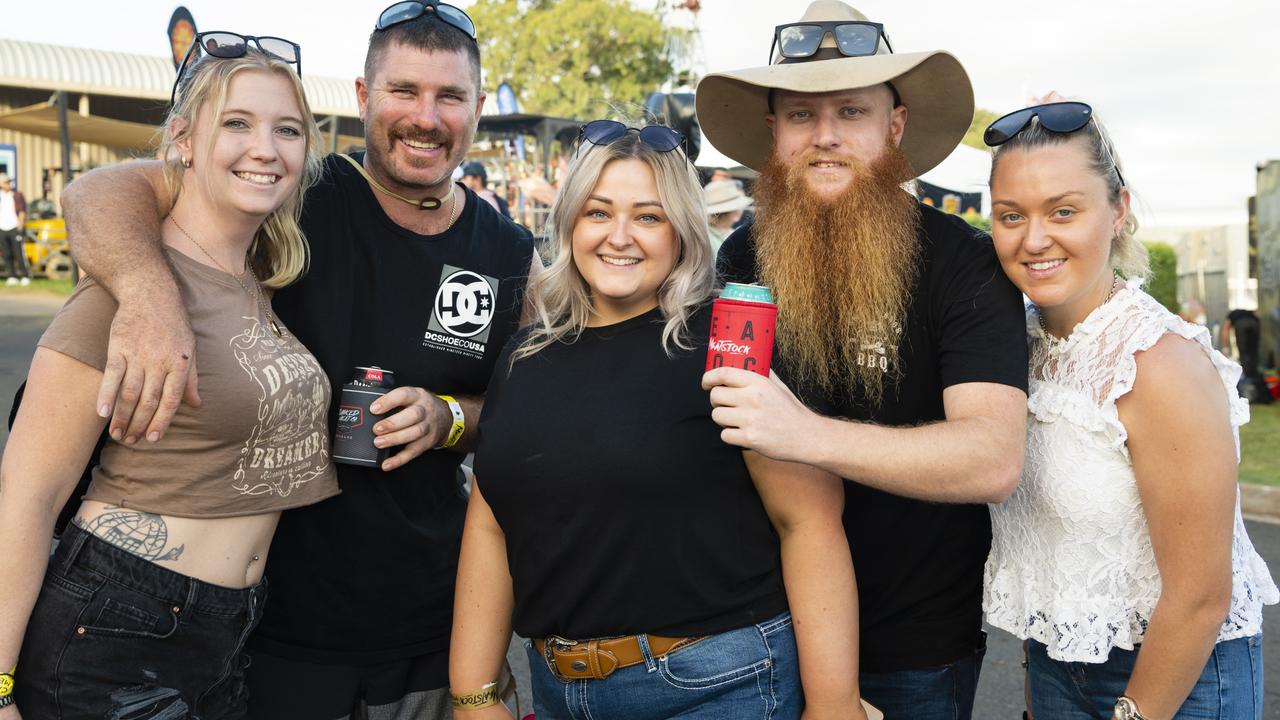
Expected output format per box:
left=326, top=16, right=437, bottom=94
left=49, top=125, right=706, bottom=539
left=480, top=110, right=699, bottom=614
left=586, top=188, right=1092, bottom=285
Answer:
left=171, top=32, right=301, bottom=105
left=769, top=21, right=893, bottom=64
left=984, top=101, right=1126, bottom=186
left=578, top=120, right=689, bottom=157
left=376, top=1, right=477, bottom=41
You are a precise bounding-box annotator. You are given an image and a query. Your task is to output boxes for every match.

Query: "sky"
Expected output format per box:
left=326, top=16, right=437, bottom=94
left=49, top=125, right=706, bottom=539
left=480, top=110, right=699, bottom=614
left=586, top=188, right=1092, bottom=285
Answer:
left=5, top=0, right=1279, bottom=228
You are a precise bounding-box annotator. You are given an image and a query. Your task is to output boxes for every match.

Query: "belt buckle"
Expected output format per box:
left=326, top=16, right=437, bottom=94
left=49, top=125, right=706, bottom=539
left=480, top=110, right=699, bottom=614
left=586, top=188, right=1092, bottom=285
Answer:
left=543, top=635, right=578, bottom=683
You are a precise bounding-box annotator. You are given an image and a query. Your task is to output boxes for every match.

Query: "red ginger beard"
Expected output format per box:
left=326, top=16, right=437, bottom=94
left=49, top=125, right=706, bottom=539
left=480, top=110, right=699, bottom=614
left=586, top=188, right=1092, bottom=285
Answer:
left=752, top=139, right=922, bottom=404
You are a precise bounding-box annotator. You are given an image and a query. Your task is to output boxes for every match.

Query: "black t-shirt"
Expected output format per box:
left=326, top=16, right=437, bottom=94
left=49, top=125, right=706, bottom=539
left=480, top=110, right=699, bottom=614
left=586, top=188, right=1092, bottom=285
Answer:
left=474, top=304, right=788, bottom=640
left=254, top=153, right=535, bottom=664
left=718, top=202, right=1028, bottom=672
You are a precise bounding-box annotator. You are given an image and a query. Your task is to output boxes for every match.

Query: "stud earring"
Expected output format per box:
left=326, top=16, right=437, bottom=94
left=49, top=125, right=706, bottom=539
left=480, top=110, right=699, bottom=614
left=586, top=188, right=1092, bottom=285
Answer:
left=182, top=156, right=192, bottom=168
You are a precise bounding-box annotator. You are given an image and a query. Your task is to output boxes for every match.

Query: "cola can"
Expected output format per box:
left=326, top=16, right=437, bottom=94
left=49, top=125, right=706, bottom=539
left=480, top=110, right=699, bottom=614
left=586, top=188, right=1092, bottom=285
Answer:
left=706, top=283, right=777, bottom=377
left=333, top=366, right=396, bottom=467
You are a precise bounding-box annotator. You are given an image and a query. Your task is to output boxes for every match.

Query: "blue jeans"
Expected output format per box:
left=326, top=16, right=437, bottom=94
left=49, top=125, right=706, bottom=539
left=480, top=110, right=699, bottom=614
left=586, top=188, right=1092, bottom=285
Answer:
left=1028, top=635, right=1264, bottom=719
left=859, top=631, right=987, bottom=719
left=16, top=523, right=266, bottom=720
left=525, top=611, right=801, bottom=719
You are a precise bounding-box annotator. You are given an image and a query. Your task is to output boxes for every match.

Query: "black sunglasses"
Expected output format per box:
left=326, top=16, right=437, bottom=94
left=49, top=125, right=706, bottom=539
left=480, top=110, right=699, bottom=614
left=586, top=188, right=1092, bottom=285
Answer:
left=376, top=1, right=477, bottom=41
left=983, top=101, right=1094, bottom=147
left=984, top=101, right=1126, bottom=187
left=578, top=120, right=688, bottom=156
left=171, top=32, right=301, bottom=106
left=769, top=21, right=893, bottom=64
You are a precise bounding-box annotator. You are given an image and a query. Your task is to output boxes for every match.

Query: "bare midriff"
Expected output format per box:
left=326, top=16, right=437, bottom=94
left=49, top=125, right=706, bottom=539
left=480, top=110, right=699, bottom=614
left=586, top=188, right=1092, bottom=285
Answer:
left=74, top=500, right=279, bottom=588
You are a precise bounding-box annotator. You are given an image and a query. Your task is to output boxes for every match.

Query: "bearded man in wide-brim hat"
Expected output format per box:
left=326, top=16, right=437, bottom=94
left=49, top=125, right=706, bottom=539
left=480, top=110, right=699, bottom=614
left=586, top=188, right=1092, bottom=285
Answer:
left=701, top=2, right=1029, bottom=717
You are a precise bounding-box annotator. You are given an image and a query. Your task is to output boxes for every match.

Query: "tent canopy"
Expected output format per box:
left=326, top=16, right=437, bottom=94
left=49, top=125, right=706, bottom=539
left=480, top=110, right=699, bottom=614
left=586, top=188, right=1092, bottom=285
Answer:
left=0, top=101, right=159, bottom=151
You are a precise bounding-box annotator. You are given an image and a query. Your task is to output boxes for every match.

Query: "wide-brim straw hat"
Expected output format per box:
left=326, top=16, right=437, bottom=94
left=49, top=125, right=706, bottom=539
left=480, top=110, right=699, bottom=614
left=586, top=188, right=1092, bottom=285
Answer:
left=704, top=180, right=754, bottom=214
left=696, top=0, right=974, bottom=176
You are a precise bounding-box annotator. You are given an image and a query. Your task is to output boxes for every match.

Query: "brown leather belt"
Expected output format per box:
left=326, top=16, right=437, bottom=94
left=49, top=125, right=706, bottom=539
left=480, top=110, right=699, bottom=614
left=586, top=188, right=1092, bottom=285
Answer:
left=534, top=634, right=705, bottom=681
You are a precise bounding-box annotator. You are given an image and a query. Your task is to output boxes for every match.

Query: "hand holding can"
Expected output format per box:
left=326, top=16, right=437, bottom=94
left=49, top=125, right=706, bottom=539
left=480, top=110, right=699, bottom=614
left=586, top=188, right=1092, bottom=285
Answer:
left=333, top=366, right=396, bottom=467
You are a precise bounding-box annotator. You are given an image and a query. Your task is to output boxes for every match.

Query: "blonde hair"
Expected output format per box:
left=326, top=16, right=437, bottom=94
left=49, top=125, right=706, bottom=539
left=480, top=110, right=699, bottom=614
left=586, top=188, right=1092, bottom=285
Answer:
left=159, top=49, right=324, bottom=288
left=513, top=129, right=713, bottom=361
left=989, top=107, right=1148, bottom=279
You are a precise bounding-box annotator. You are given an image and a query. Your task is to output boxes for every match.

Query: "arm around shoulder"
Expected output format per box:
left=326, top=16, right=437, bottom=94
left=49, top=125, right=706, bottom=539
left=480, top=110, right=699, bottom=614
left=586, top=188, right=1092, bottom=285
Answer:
left=63, top=160, right=199, bottom=445
left=64, top=160, right=170, bottom=297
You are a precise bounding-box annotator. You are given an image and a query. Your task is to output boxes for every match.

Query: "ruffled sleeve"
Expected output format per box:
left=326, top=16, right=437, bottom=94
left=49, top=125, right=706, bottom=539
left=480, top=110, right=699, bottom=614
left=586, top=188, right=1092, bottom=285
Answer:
left=1099, top=280, right=1249, bottom=461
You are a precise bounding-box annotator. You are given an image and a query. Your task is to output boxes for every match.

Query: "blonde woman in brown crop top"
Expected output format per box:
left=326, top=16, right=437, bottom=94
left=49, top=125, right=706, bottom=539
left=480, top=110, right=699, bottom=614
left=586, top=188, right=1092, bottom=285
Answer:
left=0, top=40, right=338, bottom=719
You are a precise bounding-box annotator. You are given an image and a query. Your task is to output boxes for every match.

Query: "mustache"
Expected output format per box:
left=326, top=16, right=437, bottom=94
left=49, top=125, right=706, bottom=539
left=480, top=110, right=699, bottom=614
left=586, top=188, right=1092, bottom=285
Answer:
left=391, top=126, right=451, bottom=146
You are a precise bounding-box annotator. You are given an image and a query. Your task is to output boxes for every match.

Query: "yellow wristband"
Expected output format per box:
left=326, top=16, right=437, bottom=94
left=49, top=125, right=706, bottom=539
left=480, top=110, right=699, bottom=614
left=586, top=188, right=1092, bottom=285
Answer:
left=0, top=665, right=14, bottom=699
left=450, top=681, right=499, bottom=711
left=435, top=394, right=465, bottom=449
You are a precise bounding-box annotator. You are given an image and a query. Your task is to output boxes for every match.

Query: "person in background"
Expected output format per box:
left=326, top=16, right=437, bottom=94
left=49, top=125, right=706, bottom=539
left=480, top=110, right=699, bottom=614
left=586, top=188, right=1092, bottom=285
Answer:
left=704, top=178, right=752, bottom=258
left=1, top=41, right=338, bottom=718
left=451, top=120, right=875, bottom=719
left=981, top=99, right=1277, bottom=719
left=461, top=161, right=511, bottom=219
left=0, top=174, right=30, bottom=286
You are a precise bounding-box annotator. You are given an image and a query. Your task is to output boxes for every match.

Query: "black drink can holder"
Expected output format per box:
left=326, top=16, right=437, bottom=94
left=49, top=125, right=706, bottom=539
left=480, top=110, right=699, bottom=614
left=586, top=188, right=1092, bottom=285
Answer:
left=333, top=366, right=396, bottom=467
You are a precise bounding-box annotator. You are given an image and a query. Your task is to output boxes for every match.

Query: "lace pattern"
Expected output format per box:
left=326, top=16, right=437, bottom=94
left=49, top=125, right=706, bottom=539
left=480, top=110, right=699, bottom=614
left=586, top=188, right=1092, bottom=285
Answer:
left=983, top=278, right=1278, bottom=663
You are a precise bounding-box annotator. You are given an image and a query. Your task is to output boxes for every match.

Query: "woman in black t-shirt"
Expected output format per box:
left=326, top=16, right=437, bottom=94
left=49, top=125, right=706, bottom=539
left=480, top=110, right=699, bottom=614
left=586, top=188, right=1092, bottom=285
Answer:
left=449, top=123, right=872, bottom=720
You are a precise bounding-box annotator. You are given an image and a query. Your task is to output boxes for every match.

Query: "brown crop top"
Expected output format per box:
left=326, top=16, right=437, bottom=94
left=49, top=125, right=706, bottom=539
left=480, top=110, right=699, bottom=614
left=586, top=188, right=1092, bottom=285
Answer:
left=37, top=247, right=340, bottom=518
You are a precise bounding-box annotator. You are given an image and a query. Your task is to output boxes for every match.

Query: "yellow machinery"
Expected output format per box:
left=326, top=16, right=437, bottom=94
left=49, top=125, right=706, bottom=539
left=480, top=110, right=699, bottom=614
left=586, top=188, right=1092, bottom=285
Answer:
left=21, top=199, right=74, bottom=280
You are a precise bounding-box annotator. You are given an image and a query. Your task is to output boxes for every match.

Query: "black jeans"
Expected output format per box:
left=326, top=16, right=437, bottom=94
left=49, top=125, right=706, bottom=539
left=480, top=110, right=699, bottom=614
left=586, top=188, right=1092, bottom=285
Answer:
left=16, top=523, right=266, bottom=719
left=1, top=229, right=30, bottom=278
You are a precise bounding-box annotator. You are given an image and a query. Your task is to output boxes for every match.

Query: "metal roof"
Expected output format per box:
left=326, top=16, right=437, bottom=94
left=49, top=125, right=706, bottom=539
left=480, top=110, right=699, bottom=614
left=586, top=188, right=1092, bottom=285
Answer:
left=0, top=37, right=358, bottom=118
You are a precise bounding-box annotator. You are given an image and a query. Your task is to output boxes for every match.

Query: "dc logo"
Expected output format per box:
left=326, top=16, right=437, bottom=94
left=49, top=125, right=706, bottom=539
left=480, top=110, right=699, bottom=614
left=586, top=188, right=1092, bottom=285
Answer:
left=434, top=270, right=496, bottom=338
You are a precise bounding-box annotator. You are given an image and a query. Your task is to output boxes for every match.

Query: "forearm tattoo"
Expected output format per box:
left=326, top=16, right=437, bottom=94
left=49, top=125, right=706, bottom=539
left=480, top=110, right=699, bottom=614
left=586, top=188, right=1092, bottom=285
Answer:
left=76, top=510, right=185, bottom=562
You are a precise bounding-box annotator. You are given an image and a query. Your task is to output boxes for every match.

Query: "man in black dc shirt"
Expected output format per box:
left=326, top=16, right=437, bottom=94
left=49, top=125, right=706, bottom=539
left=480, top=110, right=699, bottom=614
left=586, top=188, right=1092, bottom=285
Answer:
left=698, top=2, right=1027, bottom=718
left=61, top=8, right=538, bottom=719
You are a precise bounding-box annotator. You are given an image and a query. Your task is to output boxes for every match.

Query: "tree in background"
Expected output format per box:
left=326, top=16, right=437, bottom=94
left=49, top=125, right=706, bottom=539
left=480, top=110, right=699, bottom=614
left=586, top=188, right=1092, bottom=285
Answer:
left=1144, top=241, right=1179, bottom=313
left=468, top=0, right=686, bottom=119
left=962, top=108, right=1000, bottom=151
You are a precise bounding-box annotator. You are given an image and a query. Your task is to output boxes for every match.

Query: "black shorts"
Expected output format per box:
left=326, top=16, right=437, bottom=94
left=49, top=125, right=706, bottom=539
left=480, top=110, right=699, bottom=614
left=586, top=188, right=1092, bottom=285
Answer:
left=17, top=522, right=265, bottom=719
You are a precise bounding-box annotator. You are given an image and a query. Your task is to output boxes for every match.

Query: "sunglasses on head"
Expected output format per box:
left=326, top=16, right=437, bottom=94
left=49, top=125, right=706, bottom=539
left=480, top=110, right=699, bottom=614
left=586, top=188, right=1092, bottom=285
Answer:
left=984, top=101, right=1126, bottom=187
left=578, top=120, right=688, bottom=156
left=376, top=1, right=477, bottom=41
left=769, top=21, right=893, bottom=64
left=983, top=101, right=1094, bottom=147
left=171, top=32, right=301, bottom=106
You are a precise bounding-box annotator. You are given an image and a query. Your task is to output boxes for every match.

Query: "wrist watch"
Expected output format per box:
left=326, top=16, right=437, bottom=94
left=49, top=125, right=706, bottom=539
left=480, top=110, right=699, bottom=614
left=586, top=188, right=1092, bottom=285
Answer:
left=1114, top=696, right=1147, bottom=720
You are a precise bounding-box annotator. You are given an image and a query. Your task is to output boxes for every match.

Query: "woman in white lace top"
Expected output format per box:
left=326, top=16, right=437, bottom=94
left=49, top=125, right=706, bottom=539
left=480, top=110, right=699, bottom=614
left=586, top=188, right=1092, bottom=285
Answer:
left=981, top=100, right=1277, bottom=720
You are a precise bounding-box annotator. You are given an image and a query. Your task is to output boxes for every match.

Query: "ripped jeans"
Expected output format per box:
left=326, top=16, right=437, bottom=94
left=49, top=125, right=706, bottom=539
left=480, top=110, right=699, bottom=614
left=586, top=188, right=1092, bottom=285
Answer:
left=16, top=522, right=266, bottom=719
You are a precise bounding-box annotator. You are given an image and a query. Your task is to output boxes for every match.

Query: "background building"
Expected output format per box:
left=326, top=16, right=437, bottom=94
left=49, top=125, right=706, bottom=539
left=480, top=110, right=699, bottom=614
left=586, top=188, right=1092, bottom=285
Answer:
left=1257, top=160, right=1280, bottom=368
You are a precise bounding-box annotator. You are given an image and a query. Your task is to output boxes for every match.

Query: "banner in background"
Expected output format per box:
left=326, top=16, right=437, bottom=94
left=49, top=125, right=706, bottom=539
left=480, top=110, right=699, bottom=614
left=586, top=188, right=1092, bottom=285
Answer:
left=167, top=7, right=198, bottom=70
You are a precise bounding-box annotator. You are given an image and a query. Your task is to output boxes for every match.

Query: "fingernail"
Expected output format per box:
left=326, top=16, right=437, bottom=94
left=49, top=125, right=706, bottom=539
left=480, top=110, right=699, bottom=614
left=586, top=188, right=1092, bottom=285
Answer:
left=370, top=403, right=381, bottom=413
left=147, top=432, right=160, bottom=442
left=373, top=438, right=384, bottom=447
left=98, top=404, right=111, bottom=418
left=110, top=429, right=123, bottom=441
left=124, top=435, right=138, bottom=445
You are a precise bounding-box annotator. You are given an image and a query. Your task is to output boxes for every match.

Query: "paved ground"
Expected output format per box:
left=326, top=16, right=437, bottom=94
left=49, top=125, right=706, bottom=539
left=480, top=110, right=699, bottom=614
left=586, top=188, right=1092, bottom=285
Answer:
left=2, top=291, right=1277, bottom=718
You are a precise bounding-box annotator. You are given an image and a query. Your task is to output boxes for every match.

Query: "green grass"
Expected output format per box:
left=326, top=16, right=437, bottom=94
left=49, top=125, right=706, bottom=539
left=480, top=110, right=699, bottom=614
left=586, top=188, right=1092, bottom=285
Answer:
left=0, top=277, right=75, bottom=295
left=1240, top=401, right=1280, bottom=486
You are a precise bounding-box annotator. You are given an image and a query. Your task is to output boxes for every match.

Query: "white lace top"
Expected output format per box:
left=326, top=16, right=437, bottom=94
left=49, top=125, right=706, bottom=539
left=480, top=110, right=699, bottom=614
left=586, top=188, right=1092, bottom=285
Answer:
left=983, top=278, right=1278, bottom=663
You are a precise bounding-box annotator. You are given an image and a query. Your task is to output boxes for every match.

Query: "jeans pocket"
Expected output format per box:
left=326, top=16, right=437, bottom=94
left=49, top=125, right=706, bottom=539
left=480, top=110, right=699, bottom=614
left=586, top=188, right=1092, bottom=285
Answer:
left=657, top=626, right=772, bottom=690
left=78, top=582, right=180, bottom=639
